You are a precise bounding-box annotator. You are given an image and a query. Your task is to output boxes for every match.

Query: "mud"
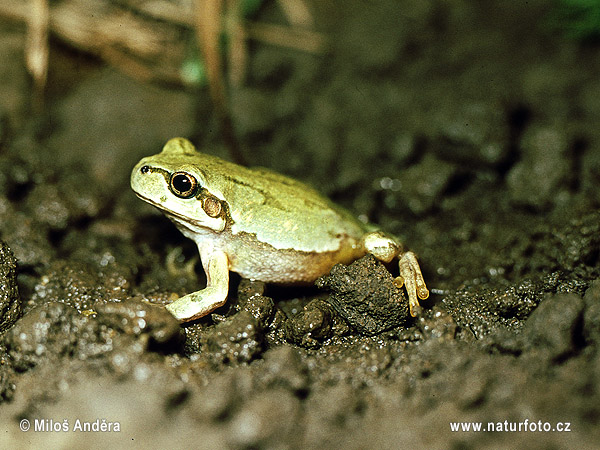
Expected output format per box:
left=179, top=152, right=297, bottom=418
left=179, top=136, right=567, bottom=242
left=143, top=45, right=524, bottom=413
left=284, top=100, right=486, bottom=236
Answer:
left=1, top=1, right=600, bottom=448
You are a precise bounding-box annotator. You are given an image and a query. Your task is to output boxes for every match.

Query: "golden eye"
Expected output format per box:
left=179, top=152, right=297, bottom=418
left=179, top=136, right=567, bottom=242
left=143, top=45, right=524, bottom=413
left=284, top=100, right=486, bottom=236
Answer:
left=169, top=172, right=198, bottom=198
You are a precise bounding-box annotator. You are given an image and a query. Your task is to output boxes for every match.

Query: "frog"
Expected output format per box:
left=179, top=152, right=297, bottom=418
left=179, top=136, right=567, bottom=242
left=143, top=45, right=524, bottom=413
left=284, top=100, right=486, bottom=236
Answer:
left=130, top=138, right=429, bottom=322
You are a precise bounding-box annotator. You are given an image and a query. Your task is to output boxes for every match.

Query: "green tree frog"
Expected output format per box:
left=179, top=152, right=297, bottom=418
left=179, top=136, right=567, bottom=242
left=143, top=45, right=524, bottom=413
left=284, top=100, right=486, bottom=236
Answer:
left=131, top=138, right=429, bottom=322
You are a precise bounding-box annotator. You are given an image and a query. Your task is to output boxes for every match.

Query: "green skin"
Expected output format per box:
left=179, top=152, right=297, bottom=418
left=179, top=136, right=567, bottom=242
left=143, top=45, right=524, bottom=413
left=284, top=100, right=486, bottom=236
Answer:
left=131, top=138, right=429, bottom=322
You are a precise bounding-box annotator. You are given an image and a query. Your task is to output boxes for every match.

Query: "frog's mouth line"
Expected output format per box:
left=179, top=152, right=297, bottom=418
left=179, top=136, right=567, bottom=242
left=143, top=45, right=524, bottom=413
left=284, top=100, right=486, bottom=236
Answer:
left=134, top=191, right=225, bottom=237
left=133, top=192, right=212, bottom=233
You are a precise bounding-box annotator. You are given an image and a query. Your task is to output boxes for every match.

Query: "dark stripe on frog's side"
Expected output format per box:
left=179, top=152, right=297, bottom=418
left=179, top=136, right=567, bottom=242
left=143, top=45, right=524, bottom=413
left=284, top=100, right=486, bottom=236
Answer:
left=217, top=168, right=343, bottom=217
left=142, top=166, right=171, bottom=182
left=142, top=165, right=207, bottom=196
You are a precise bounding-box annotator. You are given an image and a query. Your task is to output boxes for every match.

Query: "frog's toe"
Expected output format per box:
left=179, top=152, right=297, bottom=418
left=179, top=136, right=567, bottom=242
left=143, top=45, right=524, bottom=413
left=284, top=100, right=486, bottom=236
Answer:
left=394, top=274, right=420, bottom=317
left=166, top=289, right=227, bottom=322
left=397, top=251, right=428, bottom=317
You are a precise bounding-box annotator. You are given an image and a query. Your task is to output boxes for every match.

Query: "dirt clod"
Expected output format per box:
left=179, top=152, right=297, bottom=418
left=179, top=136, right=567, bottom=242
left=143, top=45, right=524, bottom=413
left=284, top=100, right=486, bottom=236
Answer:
left=201, top=310, right=265, bottom=365
left=317, top=254, right=410, bottom=335
left=0, top=241, right=20, bottom=333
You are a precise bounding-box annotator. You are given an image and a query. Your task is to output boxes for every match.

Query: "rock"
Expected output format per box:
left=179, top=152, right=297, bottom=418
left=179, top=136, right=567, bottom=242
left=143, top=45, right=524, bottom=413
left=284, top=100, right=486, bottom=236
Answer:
left=582, top=280, right=600, bottom=347
left=4, top=302, right=85, bottom=371
left=23, top=168, right=104, bottom=231
left=3, top=298, right=183, bottom=373
left=316, top=254, right=410, bottom=335
left=242, top=294, right=275, bottom=329
left=416, top=306, right=457, bottom=341
left=201, top=311, right=264, bottom=364
left=443, top=274, right=565, bottom=339
left=521, top=293, right=585, bottom=362
left=506, top=124, right=571, bottom=209
left=0, top=241, right=20, bottom=333
left=393, top=153, right=458, bottom=215
left=31, top=260, right=131, bottom=313
left=95, top=298, right=184, bottom=353
left=0, top=210, right=55, bottom=267
left=237, top=278, right=266, bottom=302
left=192, top=371, right=240, bottom=421
left=433, top=102, right=511, bottom=167
left=285, top=299, right=335, bottom=348
left=0, top=348, right=15, bottom=401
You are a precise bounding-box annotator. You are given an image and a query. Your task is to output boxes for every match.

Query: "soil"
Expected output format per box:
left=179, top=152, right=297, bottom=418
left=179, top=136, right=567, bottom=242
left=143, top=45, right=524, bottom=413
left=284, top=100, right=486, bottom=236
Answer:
left=1, top=1, right=600, bottom=448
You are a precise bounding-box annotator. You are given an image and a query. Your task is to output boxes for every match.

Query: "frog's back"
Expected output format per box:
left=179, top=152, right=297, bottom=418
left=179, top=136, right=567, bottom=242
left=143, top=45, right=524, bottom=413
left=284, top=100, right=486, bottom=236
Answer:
left=212, top=162, right=367, bottom=253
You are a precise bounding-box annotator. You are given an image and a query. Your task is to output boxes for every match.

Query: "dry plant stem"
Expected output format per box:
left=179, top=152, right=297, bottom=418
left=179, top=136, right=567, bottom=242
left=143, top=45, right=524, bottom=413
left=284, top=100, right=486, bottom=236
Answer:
left=123, top=0, right=196, bottom=26
left=246, top=21, right=326, bottom=53
left=101, top=46, right=158, bottom=83
left=26, top=0, right=49, bottom=101
left=197, top=0, right=226, bottom=110
left=277, top=0, right=314, bottom=27
left=226, top=0, right=248, bottom=87
left=196, top=0, right=246, bottom=165
left=0, top=0, right=28, bottom=21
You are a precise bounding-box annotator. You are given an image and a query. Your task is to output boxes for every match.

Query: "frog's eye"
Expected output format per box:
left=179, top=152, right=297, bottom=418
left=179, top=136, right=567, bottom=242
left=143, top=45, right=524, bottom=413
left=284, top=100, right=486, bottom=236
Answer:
left=169, top=172, right=198, bottom=198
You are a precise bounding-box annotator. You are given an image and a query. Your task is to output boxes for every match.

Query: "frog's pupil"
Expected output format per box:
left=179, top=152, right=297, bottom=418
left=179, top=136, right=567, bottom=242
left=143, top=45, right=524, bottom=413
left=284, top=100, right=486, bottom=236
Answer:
left=141, top=165, right=150, bottom=174
left=170, top=172, right=197, bottom=198
left=173, top=175, right=191, bottom=192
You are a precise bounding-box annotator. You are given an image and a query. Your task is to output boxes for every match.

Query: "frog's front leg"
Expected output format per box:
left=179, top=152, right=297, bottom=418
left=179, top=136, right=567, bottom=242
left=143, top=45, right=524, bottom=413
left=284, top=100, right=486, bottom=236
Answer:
left=362, top=231, right=429, bottom=317
left=165, top=250, right=229, bottom=322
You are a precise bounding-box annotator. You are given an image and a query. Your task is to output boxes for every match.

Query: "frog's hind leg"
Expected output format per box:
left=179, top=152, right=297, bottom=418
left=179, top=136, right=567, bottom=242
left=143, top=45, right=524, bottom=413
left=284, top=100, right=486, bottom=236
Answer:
left=395, top=251, right=429, bottom=317
left=362, top=231, right=429, bottom=317
left=166, top=250, right=229, bottom=322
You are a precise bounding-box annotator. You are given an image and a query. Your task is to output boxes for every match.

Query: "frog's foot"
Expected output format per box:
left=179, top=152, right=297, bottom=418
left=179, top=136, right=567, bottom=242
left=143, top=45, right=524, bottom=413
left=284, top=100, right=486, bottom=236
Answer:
left=394, top=251, right=429, bottom=317
left=165, top=251, right=229, bottom=322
